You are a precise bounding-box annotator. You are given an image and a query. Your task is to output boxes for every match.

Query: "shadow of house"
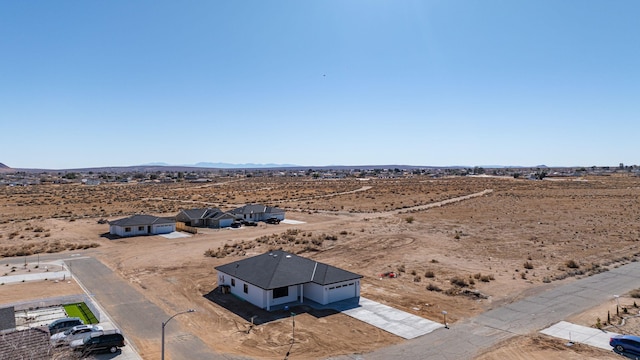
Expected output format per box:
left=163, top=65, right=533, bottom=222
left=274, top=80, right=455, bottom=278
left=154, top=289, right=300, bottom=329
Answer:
left=203, top=286, right=361, bottom=326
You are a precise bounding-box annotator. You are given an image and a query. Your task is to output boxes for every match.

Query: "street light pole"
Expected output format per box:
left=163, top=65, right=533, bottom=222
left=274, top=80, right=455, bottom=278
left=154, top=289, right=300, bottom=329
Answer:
left=161, top=309, right=195, bottom=360
left=442, top=310, right=448, bottom=329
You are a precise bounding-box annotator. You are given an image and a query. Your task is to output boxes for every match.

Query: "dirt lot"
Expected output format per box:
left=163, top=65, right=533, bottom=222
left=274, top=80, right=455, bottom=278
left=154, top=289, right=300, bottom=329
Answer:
left=1, top=175, right=640, bottom=359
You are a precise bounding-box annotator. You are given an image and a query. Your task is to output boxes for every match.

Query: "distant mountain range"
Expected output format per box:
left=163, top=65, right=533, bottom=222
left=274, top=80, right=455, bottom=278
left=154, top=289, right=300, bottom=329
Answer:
left=0, top=161, right=558, bottom=173
left=145, top=162, right=300, bottom=169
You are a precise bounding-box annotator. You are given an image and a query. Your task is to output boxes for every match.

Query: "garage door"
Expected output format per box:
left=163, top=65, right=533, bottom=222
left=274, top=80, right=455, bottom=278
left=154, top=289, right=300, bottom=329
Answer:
left=328, top=282, right=356, bottom=303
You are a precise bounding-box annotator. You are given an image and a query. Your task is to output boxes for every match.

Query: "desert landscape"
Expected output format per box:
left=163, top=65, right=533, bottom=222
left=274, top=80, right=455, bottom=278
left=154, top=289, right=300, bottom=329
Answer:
left=2, top=174, right=640, bottom=359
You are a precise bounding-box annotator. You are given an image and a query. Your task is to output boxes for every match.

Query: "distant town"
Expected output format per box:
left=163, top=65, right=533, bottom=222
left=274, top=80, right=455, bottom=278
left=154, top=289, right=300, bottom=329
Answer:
left=1, top=162, right=638, bottom=187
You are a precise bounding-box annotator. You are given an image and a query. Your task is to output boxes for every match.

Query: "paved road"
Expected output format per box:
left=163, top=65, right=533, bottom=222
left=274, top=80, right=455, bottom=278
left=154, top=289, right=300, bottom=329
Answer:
left=332, top=260, right=640, bottom=359
left=67, top=257, right=247, bottom=360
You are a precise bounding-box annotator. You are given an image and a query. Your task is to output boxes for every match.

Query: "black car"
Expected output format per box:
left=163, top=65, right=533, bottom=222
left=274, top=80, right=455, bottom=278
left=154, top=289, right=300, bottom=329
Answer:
left=242, top=220, right=258, bottom=226
left=265, top=218, right=280, bottom=224
left=70, top=330, right=125, bottom=354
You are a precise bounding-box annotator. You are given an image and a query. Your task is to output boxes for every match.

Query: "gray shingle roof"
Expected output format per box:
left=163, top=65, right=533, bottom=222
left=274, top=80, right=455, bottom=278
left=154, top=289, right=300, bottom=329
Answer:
left=179, top=208, right=233, bottom=220
left=109, top=215, right=175, bottom=226
left=230, top=204, right=285, bottom=215
left=215, top=250, right=362, bottom=289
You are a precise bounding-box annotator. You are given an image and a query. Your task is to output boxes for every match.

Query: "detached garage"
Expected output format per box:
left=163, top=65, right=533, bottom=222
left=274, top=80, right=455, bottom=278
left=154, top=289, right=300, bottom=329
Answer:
left=215, top=250, right=362, bottom=311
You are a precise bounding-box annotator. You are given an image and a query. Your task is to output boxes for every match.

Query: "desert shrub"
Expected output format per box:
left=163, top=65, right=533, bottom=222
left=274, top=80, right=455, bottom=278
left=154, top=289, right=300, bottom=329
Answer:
left=424, top=270, right=435, bottom=278
left=405, top=216, right=414, bottom=224
left=523, top=261, right=534, bottom=269
left=629, top=289, right=640, bottom=298
left=566, top=259, right=580, bottom=269
left=450, top=276, right=468, bottom=287
left=426, top=283, right=442, bottom=292
left=480, top=274, right=493, bottom=282
left=413, top=276, right=421, bottom=282
left=397, top=264, right=406, bottom=273
left=410, top=270, right=417, bottom=276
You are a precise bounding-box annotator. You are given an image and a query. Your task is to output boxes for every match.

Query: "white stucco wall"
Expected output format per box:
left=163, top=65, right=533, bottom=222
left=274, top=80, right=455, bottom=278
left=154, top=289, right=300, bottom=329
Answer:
left=269, top=285, right=299, bottom=308
left=303, top=283, right=325, bottom=304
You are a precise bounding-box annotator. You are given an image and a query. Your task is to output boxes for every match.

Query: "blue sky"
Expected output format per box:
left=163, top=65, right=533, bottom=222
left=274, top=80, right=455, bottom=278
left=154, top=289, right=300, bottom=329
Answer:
left=1, top=1, right=638, bottom=169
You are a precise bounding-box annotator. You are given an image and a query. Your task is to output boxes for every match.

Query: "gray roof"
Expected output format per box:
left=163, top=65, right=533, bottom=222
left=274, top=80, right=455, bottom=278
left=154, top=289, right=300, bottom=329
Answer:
left=230, top=204, right=285, bottom=215
left=179, top=208, right=211, bottom=220
left=179, top=208, right=234, bottom=220
left=109, top=215, right=175, bottom=226
left=215, top=250, right=362, bottom=290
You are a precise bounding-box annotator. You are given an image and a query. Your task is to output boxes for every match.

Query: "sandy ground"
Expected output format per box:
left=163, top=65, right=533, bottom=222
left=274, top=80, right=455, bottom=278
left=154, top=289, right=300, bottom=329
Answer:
left=2, top=175, right=640, bottom=358
left=0, top=280, right=83, bottom=304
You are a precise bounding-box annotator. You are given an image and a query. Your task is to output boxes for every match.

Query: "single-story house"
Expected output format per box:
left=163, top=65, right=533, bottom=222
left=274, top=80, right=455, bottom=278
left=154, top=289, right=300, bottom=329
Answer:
left=229, top=204, right=286, bottom=222
left=215, top=250, right=362, bottom=311
left=175, top=208, right=235, bottom=228
left=109, top=215, right=176, bottom=237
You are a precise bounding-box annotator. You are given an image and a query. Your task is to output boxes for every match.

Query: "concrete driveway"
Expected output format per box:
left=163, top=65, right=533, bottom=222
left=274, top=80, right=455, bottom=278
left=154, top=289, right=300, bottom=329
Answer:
left=540, top=321, right=618, bottom=351
left=341, top=297, right=444, bottom=339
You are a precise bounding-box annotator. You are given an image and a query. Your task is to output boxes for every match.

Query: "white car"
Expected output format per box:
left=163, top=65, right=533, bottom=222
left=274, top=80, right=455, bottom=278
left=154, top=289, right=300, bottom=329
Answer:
left=50, top=324, right=103, bottom=347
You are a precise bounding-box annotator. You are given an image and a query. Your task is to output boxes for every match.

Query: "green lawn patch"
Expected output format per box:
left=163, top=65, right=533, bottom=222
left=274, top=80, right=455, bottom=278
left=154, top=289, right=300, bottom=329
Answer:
left=63, top=303, right=98, bottom=324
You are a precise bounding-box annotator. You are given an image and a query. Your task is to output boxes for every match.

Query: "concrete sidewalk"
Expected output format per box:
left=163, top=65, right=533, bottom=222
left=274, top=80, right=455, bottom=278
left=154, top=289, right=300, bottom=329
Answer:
left=540, top=321, right=618, bottom=350
left=342, top=297, right=444, bottom=339
left=0, top=270, right=71, bottom=284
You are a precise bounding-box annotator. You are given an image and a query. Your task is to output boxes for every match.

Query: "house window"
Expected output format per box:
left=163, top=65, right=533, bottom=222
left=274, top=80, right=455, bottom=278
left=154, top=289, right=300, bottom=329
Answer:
left=231, top=279, right=235, bottom=287
left=138, top=226, right=144, bottom=231
left=273, top=286, right=288, bottom=299
left=125, top=227, right=131, bottom=232
left=243, top=284, right=248, bottom=294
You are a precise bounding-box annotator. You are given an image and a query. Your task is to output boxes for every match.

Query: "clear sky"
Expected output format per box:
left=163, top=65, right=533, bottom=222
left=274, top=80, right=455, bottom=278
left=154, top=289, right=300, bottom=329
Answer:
left=1, top=1, right=638, bottom=169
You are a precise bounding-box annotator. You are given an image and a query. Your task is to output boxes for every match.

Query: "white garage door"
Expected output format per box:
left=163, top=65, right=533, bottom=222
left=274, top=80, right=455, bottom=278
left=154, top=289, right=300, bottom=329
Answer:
left=328, top=282, right=356, bottom=303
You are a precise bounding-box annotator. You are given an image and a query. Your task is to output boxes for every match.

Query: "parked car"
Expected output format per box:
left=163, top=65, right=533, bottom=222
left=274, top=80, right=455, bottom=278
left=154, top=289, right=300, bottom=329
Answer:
left=230, top=221, right=242, bottom=228
left=50, top=324, right=103, bottom=347
left=48, top=317, right=84, bottom=335
left=242, top=220, right=257, bottom=226
left=265, top=218, right=280, bottom=224
left=70, top=329, right=125, bottom=354
left=610, top=334, right=640, bottom=353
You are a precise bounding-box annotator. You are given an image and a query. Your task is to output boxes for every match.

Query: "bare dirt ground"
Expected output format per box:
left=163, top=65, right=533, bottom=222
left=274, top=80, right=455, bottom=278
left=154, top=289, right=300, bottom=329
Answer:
left=2, top=175, right=640, bottom=359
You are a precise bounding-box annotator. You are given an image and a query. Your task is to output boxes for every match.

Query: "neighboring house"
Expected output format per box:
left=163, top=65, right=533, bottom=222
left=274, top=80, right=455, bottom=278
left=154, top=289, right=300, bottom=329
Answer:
left=175, top=208, right=235, bottom=228
left=215, top=250, right=362, bottom=311
left=108, top=215, right=176, bottom=237
left=229, top=204, right=285, bottom=222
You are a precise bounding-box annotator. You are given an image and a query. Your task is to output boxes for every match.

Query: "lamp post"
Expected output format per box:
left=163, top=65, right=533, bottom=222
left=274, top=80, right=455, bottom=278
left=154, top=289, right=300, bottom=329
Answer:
left=161, top=309, right=195, bottom=360
left=284, top=312, right=296, bottom=360
left=614, top=295, right=620, bottom=316
left=442, top=311, right=448, bottom=329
